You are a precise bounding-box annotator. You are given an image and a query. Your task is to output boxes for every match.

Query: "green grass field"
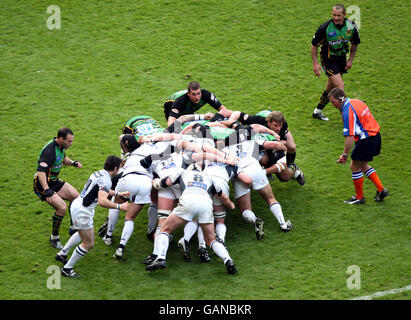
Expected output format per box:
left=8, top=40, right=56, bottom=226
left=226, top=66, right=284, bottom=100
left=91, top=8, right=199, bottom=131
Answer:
left=0, top=0, right=410, bottom=301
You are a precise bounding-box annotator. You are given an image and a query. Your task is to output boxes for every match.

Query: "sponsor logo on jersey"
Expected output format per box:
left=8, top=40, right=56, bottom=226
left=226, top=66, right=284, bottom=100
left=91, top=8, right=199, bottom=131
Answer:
left=328, top=31, right=337, bottom=36
left=163, top=163, right=176, bottom=170
left=53, top=163, right=63, bottom=169
left=187, top=182, right=207, bottom=190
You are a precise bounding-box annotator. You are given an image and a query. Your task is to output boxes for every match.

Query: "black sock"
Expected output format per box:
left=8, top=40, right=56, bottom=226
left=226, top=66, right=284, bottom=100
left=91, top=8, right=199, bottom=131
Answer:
left=52, top=213, right=64, bottom=236
left=317, top=89, right=329, bottom=110
left=286, top=152, right=296, bottom=166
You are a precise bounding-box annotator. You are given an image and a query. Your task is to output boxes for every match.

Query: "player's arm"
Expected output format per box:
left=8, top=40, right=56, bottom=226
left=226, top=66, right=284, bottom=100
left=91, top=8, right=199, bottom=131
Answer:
left=63, top=156, right=82, bottom=168
left=167, top=99, right=185, bottom=126
left=108, top=189, right=130, bottom=199
left=141, top=132, right=182, bottom=143
left=217, top=105, right=232, bottom=118
left=202, top=142, right=238, bottom=164
left=37, top=171, right=52, bottom=196
left=176, top=140, right=203, bottom=154
left=177, top=113, right=214, bottom=124
left=191, top=152, right=238, bottom=165
left=214, top=189, right=235, bottom=210
left=250, top=123, right=281, bottom=141
left=220, top=110, right=241, bottom=127
left=311, top=45, right=321, bottom=77
left=152, top=170, right=183, bottom=190
left=167, top=107, right=180, bottom=126
left=311, top=23, right=327, bottom=77
left=37, top=148, right=55, bottom=197
left=346, top=21, right=360, bottom=70
left=262, top=140, right=287, bottom=152
left=98, top=189, right=129, bottom=211
left=345, top=44, right=358, bottom=70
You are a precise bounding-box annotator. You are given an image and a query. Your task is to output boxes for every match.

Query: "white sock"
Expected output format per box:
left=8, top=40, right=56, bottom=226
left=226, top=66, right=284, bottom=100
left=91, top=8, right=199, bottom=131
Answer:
left=215, top=223, right=227, bottom=242
left=242, top=210, right=256, bottom=224
left=59, top=232, right=81, bottom=256
left=147, top=203, right=158, bottom=234
left=156, top=232, right=170, bottom=260
left=197, top=225, right=206, bottom=248
left=270, top=203, right=287, bottom=228
left=210, top=240, right=231, bottom=263
left=184, top=221, right=198, bottom=242
left=106, top=208, right=119, bottom=237
left=64, top=244, right=88, bottom=269
left=120, top=220, right=134, bottom=247
left=152, top=225, right=162, bottom=255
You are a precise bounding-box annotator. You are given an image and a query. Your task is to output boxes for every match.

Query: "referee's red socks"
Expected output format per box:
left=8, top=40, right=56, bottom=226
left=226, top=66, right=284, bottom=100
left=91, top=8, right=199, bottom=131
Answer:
left=364, top=167, right=384, bottom=192
left=352, top=171, right=364, bottom=200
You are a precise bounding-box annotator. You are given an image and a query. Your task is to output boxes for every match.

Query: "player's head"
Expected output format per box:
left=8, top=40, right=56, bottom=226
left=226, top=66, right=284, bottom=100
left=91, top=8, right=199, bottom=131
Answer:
left=332, top=4, right=346, bottom=25
left=266, top=111, right=285, bottom=134
left=104, top=155, right=123, bottom=173
left=56, top=127, right=74, bottom=149
left=187, top=81, right=202, bottom=104
left=120, top=134, right=140, bottom=153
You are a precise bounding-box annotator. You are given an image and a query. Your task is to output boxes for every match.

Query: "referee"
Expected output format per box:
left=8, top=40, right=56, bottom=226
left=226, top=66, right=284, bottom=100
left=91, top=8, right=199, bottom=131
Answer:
left=311, top=4, right=360, bottom=121
left=329, top=88, right=389, bottom=204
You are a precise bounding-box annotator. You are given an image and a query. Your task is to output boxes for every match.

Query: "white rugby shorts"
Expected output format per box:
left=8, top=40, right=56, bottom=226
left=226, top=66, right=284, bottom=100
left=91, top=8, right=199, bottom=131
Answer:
left=173, top=193, right=214, bottom=224
left=70, top=197, right=95, bottom=230
left=116, top=173, right=152, bottom=204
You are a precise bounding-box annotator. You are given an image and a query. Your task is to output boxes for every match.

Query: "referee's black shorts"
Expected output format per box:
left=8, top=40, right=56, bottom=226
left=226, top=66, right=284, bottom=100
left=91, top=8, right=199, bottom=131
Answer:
left=320, top=55, right=347, bottom=77
left=351, top=132, right=381, bottom=162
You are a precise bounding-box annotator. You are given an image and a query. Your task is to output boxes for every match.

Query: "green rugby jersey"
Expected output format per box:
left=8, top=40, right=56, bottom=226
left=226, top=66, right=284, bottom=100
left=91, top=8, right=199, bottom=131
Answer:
left=312, top=18, right=360, bottom=58
left=123, top=115, right=164, bottom=137
left=37, top=139, right=65, bottom=180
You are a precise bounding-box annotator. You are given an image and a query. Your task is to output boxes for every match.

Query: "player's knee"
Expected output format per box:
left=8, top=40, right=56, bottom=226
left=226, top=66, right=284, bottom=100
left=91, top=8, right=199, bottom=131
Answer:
left=55, top=202, right=67, bottom=215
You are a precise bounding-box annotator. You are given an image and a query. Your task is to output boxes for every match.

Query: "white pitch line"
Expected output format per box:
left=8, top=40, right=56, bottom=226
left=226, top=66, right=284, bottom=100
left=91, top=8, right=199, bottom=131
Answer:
left=350, top=284, right=411, bottom=300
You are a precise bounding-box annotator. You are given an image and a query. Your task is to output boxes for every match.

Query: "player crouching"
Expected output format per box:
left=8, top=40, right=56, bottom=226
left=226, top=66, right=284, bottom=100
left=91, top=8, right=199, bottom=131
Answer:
left=145, top=163, right=238, bottom=275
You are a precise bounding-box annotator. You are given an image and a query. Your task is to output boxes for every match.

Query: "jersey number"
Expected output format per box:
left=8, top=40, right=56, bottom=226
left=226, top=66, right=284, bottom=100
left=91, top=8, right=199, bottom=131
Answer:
left=193, top=174, right=203, bottom=182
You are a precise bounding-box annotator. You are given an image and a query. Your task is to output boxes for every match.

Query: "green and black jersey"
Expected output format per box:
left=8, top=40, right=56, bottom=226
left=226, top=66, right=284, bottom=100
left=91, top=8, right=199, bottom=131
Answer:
left=37, top=139, right=66, bottom=181
left=312, top=18, right=360, bottom=58
left=122, top=115, right=164, bottom=137
left=169, top=89, right=222, bottom=118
